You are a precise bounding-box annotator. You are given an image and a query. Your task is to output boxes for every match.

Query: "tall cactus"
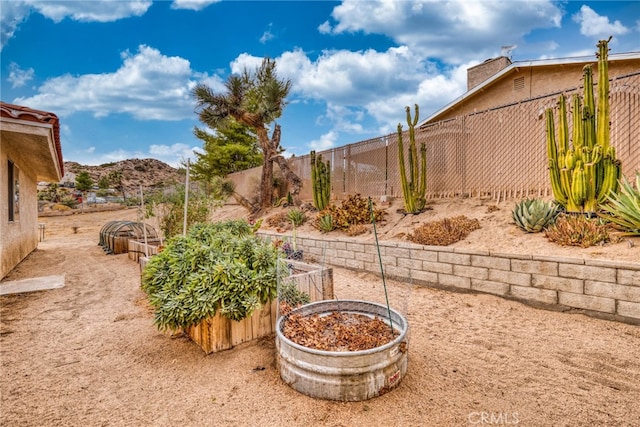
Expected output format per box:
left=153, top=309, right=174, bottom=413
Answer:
left=397, top=104, right=427, bottom=214
left=545, top=37, right=620, bottom=214
left=310, top=150, right=330, bottom=210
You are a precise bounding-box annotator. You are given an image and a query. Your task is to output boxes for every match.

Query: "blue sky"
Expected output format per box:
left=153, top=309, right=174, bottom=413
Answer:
left=1, top=1, right=639, bottom=167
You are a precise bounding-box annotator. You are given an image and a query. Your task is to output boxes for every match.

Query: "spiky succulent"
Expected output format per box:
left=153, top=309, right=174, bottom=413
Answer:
left=599, top=171, right=640, bottom=236
left=513, top=199, right=560, bottom=233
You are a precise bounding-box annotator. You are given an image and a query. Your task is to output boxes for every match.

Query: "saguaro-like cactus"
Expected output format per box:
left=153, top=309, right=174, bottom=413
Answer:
left=397, top=104, right=427, bottom=214
left=310, top=150, right=330, bottom=210
left=545, top=37, right=621, bottom=214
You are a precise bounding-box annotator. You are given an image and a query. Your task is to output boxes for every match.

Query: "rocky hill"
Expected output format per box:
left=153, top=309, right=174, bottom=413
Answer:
left=64, top=158, right=184, bottom=196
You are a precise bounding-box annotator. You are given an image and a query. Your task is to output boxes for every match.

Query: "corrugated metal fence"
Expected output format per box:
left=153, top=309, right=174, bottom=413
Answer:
left=228, top=72, right=640, bottom=203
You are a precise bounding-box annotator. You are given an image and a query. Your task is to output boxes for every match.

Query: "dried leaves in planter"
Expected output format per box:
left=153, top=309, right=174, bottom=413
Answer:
left=544, top=214, right=612, bottom=247
left=282, top=312, right=396, bottom=351
left=408, top=215, right=480, bottom=246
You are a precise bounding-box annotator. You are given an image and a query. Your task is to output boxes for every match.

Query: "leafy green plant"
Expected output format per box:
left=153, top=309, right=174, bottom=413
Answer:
left=59, top=195, right=78, bottom=209
left=599, top=171, right=640, bottom=236
left=287, top=208, right=305, bottom=227
left=316, top=214, right=334, bottom=233
left=512, top=199, right=560, bottom=233
left=319, top=194, right=385, bottom=231
left=408, top=216, right=480, bottom=246
left=278, top=280, right=310, bottom=308
left=544, top=214, right=610, bottom=247
left=141, top=220, right=283, bottom=330
left=144, top=184, right=219, bottom=238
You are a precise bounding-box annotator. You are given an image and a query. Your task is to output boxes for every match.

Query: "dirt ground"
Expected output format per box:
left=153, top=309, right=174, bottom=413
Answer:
left=1, top=202, right=640, bottom=427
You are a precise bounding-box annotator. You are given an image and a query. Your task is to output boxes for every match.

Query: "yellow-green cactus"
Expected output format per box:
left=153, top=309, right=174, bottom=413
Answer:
left=545, top=37, right=621, bottom=214
left=397, top=104, right=427, bottom=214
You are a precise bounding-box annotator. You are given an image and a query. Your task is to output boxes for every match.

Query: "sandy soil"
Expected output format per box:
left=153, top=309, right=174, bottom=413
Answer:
left=1, top=202, right=639, bottom=427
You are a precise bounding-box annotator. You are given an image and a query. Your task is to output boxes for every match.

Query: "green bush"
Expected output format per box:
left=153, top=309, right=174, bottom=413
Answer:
left=141, top=220, right=284, bottom=330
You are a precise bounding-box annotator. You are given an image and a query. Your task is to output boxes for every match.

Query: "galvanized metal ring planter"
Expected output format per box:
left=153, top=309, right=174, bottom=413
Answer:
left=276, top=299, right=409, bottom=401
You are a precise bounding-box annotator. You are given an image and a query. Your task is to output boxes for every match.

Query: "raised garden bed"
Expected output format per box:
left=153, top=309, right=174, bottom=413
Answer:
left=185, top=261, right=333, bottom=354
left=128, top=238, right=163, bottom=262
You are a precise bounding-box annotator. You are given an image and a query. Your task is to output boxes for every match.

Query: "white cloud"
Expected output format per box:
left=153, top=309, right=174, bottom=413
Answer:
left=0, top=2, right=32, bottom=51
left=309, top=131, right=339, bottom=151
left=318, top=20, right=331, bottom=35
left=1, top=0, right=152, bottom=51
left=230, top=53, right=267, bottom=75
left=171, top=0, right=220, bottom=11
left=149, top=142, right=201, bottom=165
left=28, top=0, right=152, bottom=23
left=231, top=43, right=468, bottom=148
left=13, top=45, right=216, bottom=121
left=572, top=5, right=629, bottom=38
left=324, top=0, right=563, bottom=64
left=260, top=23, right=275, bottom=44
left=7, top=62, right=34, bottom=88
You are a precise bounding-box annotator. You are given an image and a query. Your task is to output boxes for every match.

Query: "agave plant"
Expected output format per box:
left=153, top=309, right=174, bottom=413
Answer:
left=287, top=208, right=305, bottom=227
left=317, top=214, right=335, bottom=233
left=599, top=171, right=640, bottom=236
left=512, top=199, right=560, bottom=233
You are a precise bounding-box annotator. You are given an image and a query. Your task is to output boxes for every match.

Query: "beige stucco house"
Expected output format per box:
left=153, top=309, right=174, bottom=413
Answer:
left=420, top=51, right=640, bottom=124
left=1, top=102, right=64, bottom=279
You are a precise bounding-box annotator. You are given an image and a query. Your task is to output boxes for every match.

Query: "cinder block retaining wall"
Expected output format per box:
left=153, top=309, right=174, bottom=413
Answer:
left=259, top=231, right=640, bottom=325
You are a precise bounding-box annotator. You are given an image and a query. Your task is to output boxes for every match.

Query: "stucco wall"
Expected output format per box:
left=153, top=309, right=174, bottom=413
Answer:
left=436, top=59, right=640, bottom=120
left=1, top=142, right=39, bottom=279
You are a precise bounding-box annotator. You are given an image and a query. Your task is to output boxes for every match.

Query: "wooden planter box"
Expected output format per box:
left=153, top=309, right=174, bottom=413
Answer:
left=185, top=261, right=333, bottom=354
left=128, top=238, right=163, bottom=262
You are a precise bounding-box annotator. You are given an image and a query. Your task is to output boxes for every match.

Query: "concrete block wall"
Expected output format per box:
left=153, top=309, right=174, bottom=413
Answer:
left=260, top=231, right=640, bottom=325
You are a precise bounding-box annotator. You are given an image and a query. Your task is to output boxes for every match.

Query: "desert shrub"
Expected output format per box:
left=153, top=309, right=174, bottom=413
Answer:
left=544, top=214, right=610, bottom=247
left=59, top=196, right=78, bottom=209
left=267, top=211, right=291, bottom=229
left=346, top=224, right=368, bottom=236
left=318, top=194, right=385, bottom=231
left=141, top=220, right=283, bottom=330
left=144, top=184, right=219, bottom=238
left=52, top=203, right=72, bottom=211
left=408, top=215, right=480, bottom=246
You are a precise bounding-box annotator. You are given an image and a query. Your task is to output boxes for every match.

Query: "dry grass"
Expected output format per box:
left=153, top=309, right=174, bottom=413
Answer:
left=544, top=214, right=612, bottom=248
left=408, top=215, right=481, bottom=246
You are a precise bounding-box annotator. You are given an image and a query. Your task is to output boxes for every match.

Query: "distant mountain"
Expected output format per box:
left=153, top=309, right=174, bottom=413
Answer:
left=64, top=158, right=185, bottom=196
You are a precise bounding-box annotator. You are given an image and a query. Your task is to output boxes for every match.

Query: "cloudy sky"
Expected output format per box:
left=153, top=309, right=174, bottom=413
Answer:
left=1, top=0, right=638, bottom=167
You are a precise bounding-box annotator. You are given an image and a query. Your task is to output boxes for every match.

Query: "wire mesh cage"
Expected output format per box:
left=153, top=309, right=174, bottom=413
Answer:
left=98, top=221, right=158, bottom=254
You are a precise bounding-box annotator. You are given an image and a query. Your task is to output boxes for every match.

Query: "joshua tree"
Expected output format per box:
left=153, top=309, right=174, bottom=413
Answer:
left=192, top=58, right=302, bottom=211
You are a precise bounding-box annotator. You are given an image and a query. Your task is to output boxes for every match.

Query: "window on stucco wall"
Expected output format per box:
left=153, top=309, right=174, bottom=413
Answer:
left=7, top=160, right=19, bottom=222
